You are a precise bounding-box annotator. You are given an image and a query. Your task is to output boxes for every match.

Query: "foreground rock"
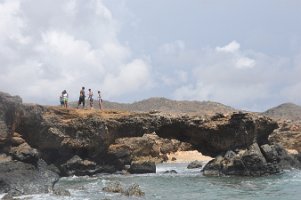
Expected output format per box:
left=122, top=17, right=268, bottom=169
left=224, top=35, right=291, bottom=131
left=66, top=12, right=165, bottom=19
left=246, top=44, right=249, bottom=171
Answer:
left=102, top=181, right=124, bottom=193
left=0, top=159, right=59, bottom=196
left=60, top=155, right=115, bottom=176
left=202, top=143, right=301, bottom=176
left=128, top=161, right=156, bottom=174
left=102, top=181, right=144, bottom=197
left=0, top=92, right=23, bottom=153
left=187, top=160, right=203, bottom=169
left=124, top=184, right=145, bottom=197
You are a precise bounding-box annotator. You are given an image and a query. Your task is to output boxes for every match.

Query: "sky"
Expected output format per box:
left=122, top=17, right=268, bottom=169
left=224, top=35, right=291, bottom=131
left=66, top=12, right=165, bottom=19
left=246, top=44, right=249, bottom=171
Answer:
left=0, top=0, right=301, bottom=111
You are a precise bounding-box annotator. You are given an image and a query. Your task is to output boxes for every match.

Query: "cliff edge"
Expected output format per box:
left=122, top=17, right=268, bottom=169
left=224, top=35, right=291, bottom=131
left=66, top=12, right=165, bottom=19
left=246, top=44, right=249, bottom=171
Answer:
left=0, top=92, right=300, bottom=196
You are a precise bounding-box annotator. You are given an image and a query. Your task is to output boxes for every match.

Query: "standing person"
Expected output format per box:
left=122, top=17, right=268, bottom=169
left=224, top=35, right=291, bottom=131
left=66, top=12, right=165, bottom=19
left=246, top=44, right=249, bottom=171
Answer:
left=62, top=90, right=68, bottom=108
left=97, top=90, right=103, bottom=110
left=77, top=87, right=86, bottom=108
left=88, top=89, right=93, bottom=109
left=59, top=92, right=64, bottom=107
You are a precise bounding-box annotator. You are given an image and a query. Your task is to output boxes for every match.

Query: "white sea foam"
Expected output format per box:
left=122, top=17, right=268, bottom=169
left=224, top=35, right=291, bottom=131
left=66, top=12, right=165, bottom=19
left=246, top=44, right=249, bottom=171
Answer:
left=4, top=165, right=301, bottom=200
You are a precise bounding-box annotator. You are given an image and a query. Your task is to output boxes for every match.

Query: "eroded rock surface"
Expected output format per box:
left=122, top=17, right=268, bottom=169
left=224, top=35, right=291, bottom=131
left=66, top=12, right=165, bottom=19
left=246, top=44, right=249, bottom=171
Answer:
left=187, top=160, right=203, bottom=169
left=128, top=161, right=156, bottom=174
left=269, top=120, right=301, bottom=153
left=0, top=160, right=59, bottom=196
left=0, top=92, right=23, bottom=152
left=0, top=92, right=299, bottom=181
left=17, top=106, right=278, bottom=164
left=108, top=133, right=191, bottom=168
left=202, top=143, right=300, bottom=176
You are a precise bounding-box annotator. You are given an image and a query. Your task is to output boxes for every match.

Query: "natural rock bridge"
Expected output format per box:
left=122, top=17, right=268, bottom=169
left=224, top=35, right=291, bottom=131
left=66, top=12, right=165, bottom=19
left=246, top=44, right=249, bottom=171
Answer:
left=1, top=91, right=300, bottom=179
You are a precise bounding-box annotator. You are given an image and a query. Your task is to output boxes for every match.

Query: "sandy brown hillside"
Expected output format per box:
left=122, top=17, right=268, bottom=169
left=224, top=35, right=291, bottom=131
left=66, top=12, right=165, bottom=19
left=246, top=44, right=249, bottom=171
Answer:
left=263, top=103, right=301, bottom=121
left=70, top=97, right=236, bottom=115
left=89, top=97, right=237, bottom=115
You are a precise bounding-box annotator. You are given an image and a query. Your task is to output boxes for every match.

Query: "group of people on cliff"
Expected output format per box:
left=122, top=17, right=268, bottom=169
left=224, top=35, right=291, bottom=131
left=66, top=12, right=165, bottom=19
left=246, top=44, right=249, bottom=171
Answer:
left=59, top=87, right=103, bottom=109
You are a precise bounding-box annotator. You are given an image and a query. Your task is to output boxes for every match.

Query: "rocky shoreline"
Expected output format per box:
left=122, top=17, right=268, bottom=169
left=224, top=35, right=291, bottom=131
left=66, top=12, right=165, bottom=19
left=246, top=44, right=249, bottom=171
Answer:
left=0, top=91, right=301, bottom=197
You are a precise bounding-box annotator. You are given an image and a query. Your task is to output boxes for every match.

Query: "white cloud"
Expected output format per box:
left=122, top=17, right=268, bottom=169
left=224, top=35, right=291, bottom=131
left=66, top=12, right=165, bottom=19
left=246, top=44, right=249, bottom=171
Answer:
left=153, top=40, right=301, bottom=111
left=159, top=40, right=185, bottom=55
left=0, top=0, right=152, bottom=104
left=159, top=70, right=188, bottom=87
left=63, top=0, right=77, bottom=16
left=0, top=0, right=30, bottom=44
left=102, top=59, right=152, bottom=98
left=216, top=40, right=240, bottom=53
left=236, top=57, right=256, bottom=69
left=0, top=0, right=300, bottom=111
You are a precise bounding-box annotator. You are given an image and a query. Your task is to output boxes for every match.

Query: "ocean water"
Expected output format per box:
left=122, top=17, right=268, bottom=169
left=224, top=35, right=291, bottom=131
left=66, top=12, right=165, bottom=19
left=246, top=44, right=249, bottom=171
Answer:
left=6, top=163, right=301, bottom=200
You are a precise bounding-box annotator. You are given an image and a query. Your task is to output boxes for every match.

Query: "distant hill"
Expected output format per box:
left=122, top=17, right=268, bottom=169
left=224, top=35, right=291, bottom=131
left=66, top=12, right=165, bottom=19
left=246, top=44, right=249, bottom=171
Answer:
left=262, top=103, right=301, bottom=121
left=76, top=97, right=237, bottom=115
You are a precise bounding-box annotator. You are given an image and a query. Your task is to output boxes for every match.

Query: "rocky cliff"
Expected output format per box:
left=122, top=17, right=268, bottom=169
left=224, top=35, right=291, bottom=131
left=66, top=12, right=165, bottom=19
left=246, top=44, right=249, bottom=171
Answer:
left=0, top=92, right=300, bottom=196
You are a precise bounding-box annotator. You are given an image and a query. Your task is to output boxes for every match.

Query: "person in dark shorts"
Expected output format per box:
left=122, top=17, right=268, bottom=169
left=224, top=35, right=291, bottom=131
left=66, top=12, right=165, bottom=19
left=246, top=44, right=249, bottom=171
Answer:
left=77, top=87, right=86, bottom=108
left=62, top=90, right=68, bottom=108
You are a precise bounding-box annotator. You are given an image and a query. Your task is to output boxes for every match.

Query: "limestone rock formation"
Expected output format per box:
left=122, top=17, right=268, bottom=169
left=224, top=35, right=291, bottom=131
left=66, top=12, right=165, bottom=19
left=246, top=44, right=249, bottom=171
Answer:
left=0, top=91, right=300, bottom=182
left=156, top=112, right=278, bottom=157
left=108, top=133, right=191, bottom=167
left=12, top=100, right=290, bottom=177
left=269, top=120, right=301, bottom=153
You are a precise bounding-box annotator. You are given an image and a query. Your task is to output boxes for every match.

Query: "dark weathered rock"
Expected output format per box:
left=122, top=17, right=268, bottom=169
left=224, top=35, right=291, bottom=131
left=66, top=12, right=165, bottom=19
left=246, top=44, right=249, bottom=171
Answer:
left=201, top=143, right=299, bottom=176
left=128, top=161, right=156, bottom=174
left=102, top=182, right=144, bottom=197
left=156, top=112, right=278, bottom=157
left=272, top=144, right=301, bottom=169
left=102, top=181, right=124, bottom=193
left=124, top=184, right=145, bottom=197
left=163, top=170, right=178, bottom=174
left=0, top=92, right=23, bottom=152
left=9, top=142, right=40, bottom=164
left=0, top=160, right=59, bottom=196
left=187, top=160, right=203, bottom=169
left=202, top=156, right=224, bottom=176
left=60, top=155, right=115, bottom=176
left=260, top=144, right=279, bottom=162
left=269, top=120, right=301, bottom=153
left=108, top=133, right=190, bottom=165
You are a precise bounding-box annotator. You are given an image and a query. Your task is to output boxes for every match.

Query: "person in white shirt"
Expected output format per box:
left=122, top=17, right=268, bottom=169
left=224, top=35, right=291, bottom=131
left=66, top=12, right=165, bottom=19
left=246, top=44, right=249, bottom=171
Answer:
left=88, top=89, right=94, bottom=109
left=62, top=90, right=68, bottom=108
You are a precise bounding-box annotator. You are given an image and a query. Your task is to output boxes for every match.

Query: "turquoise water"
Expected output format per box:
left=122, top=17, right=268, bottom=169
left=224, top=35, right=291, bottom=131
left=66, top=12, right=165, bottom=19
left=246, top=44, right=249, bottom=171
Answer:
left=8, top=163, right=301, bottom=200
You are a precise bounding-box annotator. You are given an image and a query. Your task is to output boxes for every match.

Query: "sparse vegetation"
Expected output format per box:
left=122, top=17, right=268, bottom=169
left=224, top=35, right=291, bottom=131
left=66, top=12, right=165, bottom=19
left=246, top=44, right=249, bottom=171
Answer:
left=70, top=97, right=236, bottom=115
left=263, top=103, right=301, bottom=121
